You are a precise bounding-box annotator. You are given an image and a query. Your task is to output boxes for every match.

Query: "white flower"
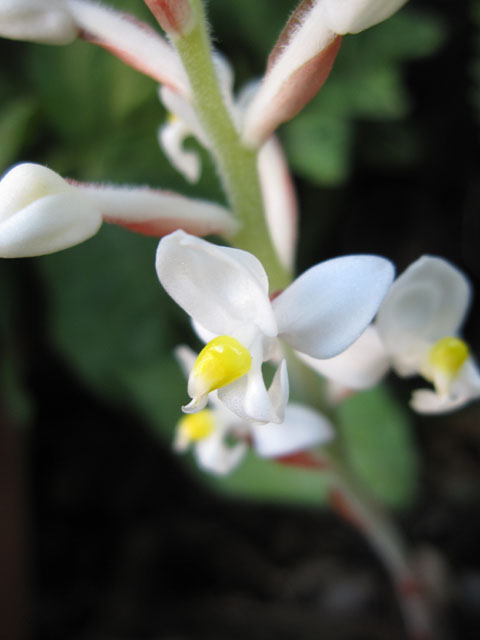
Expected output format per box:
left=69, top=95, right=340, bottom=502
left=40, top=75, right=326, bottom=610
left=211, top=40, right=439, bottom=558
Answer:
left=376, top=256, right=480, bottom=413
left=311, top=256, right=480, bottom=414
left=156, top=230, right=395, bottom=424
left=0, top=163, right=238, bottom=258
left=174, top=346, right=334, bottom=475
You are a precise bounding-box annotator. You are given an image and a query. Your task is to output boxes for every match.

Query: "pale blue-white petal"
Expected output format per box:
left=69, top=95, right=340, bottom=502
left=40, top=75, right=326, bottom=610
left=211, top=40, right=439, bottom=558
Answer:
left=298, top=325, right=390, bottom=389
left=273, top=254, right=395, bottom=359
left=251, top=403, right=334, bottom=458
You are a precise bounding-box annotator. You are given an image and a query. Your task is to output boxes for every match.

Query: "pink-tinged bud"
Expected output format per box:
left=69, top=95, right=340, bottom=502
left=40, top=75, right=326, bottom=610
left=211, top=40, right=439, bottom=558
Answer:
left=144, top=0, right=194, bottom=37
left=241, top=0, right=342, bottom=147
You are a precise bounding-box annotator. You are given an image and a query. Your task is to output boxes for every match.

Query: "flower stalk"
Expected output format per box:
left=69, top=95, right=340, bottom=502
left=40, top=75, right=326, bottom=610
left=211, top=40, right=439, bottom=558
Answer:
left=171, top=0, right=291, bottom=290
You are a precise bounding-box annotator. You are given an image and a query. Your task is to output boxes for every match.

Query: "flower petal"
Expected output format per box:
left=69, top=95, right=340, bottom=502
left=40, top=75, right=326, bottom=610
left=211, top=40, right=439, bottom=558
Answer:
left=0, top=0, right=77, bottom=44
left=74, top=181, right=237, bottom=238
left=217, top=337, right=286, bottom=424
left=258, top=136, right=298, bottom=270
left=66, top=0, right=189, bottom=95
left=158, top=117, right=201, bottom=183
left=376, top=256, right=471, bottom=374
left=195, top=432, right=247, bottom=475
left=251, top=403, right=334, bottom=458
left=297, top=325, right=390, bottom=389
left=273, top=254, right=395, bottom=359
left=156, top=231, right=277, bottom=338
left=0, top=192, right=101, bottom=257
left=323, top=0, right=408, bottom=35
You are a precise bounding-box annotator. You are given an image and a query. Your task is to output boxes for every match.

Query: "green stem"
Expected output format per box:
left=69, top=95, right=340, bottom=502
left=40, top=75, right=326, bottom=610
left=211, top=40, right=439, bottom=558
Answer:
left=173, top=0, right=291, bottom=291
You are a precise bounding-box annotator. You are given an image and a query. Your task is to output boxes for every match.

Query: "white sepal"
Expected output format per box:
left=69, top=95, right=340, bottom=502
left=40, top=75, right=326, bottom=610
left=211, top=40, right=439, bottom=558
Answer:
left=66, top=0, right=189, bottom=95
left=156, top=231, right=277, bottom=339
left=0, top=163, right=101, bottom=257
left=0, top=0, right=77, bottom=44
left=323, top=0, right=409, bottom=35
left=273, top=254, right=395, bottom=359
left=298, top=325, right=390, bottom=390
left=258, top=136, right=298, bottom=271
left=251, top=403, right=334, bottom=458
left=75, top=182, right=238, bottom=238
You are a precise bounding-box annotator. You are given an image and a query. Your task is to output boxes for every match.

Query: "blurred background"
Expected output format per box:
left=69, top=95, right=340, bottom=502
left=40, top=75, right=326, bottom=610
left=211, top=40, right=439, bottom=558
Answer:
left=1, top=0, right=480, bottom=638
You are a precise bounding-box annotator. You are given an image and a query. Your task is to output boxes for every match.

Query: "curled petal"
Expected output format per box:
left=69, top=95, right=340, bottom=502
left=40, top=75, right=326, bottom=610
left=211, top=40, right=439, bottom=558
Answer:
left=273, top=254, right=395, bottom=359
left=217, top=341, right=288, bottom=424
left=298, top=325, right=390, bottom=389
left=242, top=0, right=341, bottom=146
left=195, top=429, right=247, bottom=476
left=158, top=117, right=201, bottom=183
left=71, top=181, right=238, bottom=238
left=251, top=403, right=334, bottom=458
left=156, top=231, right=277, bottom=338
left=258, top=136, right=298, bottom=270
left=323, top=0, right=408, bottom=35
left=411, top=358, right=480, bottom=414
left=376, top=256, right=471, bottom=374
left=0, top=0, right=77, bottom=43
left=66, top=0, right=189, bottom=95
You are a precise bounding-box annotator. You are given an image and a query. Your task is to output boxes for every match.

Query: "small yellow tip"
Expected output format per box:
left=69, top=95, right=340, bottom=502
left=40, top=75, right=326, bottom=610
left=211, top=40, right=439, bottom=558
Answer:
left=427, top=336, right=469, bottom=395
left=167, top=112, right=178, bottom=124
left=175, top=409, right=216, bottom=450
left=188, top=335, right=252, bottom=401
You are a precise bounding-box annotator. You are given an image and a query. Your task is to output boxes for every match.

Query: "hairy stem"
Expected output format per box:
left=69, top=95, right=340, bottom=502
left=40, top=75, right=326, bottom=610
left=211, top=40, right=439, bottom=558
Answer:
left=172, top=0, right=291, bottom=290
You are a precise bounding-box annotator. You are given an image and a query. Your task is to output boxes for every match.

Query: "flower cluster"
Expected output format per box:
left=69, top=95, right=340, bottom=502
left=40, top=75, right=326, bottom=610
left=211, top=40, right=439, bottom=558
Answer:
left=1, top=0, right=478, bottom=480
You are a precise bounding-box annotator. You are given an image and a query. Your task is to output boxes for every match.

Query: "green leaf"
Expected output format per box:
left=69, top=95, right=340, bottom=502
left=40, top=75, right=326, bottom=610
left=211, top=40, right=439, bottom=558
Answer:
left=0, top=98, right=37, bottom=171
left=337, top=385, right=418, bottom=508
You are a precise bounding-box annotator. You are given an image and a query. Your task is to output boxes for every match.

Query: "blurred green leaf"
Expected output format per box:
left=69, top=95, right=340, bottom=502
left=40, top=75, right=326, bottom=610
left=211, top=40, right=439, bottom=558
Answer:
left=201, top=450, right=330, bottom=506
left=337, top=385, right=418, bottom=508
left=0, top=98, right=37, bottom=172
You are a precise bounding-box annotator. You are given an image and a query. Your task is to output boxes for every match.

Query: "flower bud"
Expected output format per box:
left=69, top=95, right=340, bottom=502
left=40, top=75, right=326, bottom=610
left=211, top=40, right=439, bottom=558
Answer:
left=0, top=163, right=102, bottom=257
left=0, top=0, right=78, bottom=44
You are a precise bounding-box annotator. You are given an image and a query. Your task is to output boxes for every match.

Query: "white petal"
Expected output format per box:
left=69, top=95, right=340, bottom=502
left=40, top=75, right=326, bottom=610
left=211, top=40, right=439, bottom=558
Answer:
left=76, top=182, right=237, bottom=238
left=0, top=162, right=71, bottom=223
left=0, top=192, right=101, bottom=257
left=323, top=0, right=408, bottom=34
left=195, top=433, right=247, bottom=475
left=298, top=325, right=390, bottom=389
left=174, top=344, right=197, bottom=379
left=410, top=389, right=469, bottom=415
left=0, top=0, right=77, bottom=44
left=159, top=86, right=209, bottom=146
left=66, top=0, right=189, bottom=95
left=156, top=231, right=277, bottom=338
left=411, top=358, right=480, bottom=414
left=251, top=403, right=334, bottom=458
left=217, top=337, right=286, bottom=424
left=376, top=256, right=471, bottom=371
left=158, top=118, right=201, bottom=183
left=258, top=136, right=298, bottom=271
left=273, top=254, right=395, bottom=359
